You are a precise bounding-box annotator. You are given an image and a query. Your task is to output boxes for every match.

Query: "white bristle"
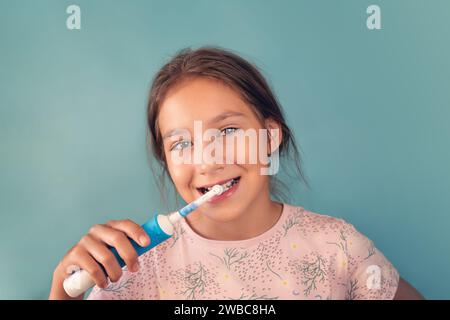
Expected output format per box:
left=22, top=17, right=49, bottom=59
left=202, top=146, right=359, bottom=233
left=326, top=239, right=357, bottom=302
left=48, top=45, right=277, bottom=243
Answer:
left=212, top=185, right=223, bottom=195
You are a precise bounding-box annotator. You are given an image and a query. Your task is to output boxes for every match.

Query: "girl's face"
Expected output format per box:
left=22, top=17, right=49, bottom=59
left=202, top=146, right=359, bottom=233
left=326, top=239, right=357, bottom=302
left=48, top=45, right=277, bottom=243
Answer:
left=157, top=77, right=280, bottom=223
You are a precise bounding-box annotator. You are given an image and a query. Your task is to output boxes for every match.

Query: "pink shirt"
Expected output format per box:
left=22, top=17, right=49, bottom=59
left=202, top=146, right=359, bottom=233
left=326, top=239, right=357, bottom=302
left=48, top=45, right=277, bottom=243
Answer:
left=87, top=203, right=399, bottom=300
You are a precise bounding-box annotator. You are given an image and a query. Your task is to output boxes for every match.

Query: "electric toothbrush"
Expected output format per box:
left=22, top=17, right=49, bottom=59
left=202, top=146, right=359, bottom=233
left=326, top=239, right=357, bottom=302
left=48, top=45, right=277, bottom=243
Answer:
left=63, top=184, right=224, bottom=298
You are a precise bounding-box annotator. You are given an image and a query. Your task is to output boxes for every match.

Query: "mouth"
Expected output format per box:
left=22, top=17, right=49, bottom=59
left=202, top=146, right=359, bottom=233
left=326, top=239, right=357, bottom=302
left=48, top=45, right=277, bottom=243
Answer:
left=196, top=176, right=241, bottom=195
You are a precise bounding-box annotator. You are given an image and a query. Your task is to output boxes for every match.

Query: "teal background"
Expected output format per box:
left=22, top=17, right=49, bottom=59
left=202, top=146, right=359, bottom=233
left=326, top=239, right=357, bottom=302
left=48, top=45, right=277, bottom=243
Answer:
left=1, top=0, right=449, bottom=299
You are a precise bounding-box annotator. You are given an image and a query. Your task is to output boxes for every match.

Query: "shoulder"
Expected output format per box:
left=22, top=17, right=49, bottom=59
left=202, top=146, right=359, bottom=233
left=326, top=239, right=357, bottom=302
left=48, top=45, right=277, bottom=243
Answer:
left=283, top=204, right=399, bottom=299
left=283, top=203, right=359, bottom=239
left=282, top=203, right=378, bottom=257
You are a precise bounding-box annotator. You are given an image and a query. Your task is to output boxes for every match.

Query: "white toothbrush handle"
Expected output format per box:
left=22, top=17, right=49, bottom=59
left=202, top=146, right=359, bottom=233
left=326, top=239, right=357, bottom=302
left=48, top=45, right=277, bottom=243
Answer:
left=63, top=269, right=95, bottom=298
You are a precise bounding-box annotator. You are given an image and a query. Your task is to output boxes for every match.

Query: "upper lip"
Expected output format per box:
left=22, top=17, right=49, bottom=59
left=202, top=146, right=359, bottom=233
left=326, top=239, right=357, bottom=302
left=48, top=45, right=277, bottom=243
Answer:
left=196, top=176, right=240, bottom=189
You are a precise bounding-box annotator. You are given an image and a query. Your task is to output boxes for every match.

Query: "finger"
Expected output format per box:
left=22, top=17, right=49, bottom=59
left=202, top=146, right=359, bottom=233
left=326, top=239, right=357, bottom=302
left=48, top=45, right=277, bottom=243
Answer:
left=68, top=246, right=108, bottom=289
left=88, top=224, right=139, bottom=273
left=79, top=234, right=124, bottom=282
left=106, top=219, right=150, bottom=247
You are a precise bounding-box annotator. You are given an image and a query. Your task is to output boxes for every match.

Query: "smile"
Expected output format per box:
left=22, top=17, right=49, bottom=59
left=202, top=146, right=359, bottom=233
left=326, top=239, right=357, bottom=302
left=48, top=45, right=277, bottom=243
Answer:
left=197, top=176, right=241, bottom=195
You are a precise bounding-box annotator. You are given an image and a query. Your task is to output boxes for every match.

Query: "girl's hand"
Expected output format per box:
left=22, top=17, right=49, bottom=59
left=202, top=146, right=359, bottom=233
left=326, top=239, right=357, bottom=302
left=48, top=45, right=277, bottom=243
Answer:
left=48, top=219, right=150, bottom=300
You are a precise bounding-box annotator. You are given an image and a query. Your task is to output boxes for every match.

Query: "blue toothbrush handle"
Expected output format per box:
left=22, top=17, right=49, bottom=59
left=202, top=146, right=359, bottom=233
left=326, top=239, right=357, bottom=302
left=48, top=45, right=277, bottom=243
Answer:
left=109, top=214, right=173, bottom=268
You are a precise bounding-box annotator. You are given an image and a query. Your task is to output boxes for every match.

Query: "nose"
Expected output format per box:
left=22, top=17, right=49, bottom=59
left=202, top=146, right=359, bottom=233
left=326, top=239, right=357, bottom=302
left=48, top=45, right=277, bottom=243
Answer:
left=198, top=163, right=223, bottom=176
left=197, top=158, right=225, bottom=176
left=194, top=138, right=226, bottom=176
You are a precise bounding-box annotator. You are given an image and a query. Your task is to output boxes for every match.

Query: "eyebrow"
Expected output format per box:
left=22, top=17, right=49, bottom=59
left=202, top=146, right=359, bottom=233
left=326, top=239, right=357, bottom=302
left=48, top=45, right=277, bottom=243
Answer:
left=162, top=111, right=246, bottom=140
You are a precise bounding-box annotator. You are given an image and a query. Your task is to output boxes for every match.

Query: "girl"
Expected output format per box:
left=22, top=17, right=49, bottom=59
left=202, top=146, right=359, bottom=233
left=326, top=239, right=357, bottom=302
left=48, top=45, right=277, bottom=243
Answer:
left=49, top=47, right=423, bottom=300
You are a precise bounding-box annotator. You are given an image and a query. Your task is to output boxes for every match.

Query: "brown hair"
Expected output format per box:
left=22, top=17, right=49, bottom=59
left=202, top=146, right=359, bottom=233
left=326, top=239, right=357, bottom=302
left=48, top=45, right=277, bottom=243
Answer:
left=146, top=46, right=310, bottom=207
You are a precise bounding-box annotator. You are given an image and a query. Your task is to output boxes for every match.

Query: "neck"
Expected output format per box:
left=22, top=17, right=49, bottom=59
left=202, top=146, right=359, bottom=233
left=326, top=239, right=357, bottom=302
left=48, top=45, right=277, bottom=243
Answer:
left=185, top=187, right=283, bottom=241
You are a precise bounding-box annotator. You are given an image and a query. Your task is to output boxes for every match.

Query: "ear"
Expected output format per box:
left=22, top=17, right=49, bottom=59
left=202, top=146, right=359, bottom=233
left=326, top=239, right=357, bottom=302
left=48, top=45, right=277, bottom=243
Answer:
left=264, top=118, right=282, bottom=155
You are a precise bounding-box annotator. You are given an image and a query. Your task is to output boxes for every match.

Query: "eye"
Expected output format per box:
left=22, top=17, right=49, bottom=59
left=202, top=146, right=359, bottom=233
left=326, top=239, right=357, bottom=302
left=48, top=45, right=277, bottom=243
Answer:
left=170, top=140, right=192, bottom=151
left=220, top=127, right=239, bottom=136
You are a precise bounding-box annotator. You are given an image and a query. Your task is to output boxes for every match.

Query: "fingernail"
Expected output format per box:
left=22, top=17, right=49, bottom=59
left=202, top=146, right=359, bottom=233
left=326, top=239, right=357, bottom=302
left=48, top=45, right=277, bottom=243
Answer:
left=133, top=262, right=140, bottom=272
left=139, top=235, right=149, bottom=246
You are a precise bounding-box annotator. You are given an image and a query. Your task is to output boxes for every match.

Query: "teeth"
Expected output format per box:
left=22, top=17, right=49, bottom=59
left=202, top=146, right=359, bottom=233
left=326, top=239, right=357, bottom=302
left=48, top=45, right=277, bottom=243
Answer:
left=199, top=177, right=239, bottom=194
left=222, top=177, right=239, bottom=190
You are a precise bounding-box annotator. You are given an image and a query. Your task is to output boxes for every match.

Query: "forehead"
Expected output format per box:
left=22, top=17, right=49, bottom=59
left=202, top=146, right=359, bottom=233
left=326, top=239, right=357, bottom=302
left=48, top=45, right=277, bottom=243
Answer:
left=158, top=78, right=260, bottom=133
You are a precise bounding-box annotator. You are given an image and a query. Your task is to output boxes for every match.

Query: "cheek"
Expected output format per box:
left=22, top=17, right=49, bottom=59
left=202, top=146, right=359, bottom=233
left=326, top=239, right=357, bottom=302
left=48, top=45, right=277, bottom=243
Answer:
left=167, top=161, right=192, bottom=189
left=222, top=133, right=268, bottom=166
left=237, top=166, right=269, bottom=203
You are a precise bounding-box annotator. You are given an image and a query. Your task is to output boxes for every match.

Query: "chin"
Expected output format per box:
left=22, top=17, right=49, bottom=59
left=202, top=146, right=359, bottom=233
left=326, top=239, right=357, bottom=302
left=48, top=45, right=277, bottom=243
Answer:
left=201, top=201, right=248, bottom=221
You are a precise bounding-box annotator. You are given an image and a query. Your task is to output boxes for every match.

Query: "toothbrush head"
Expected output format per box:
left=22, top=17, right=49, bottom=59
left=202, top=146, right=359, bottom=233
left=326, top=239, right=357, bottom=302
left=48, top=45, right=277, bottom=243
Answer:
left=212, top=184, right=224, bottom=195
left=175, top=184, right=225, bottom=220
left=196, top=184, right=223, bottom=204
